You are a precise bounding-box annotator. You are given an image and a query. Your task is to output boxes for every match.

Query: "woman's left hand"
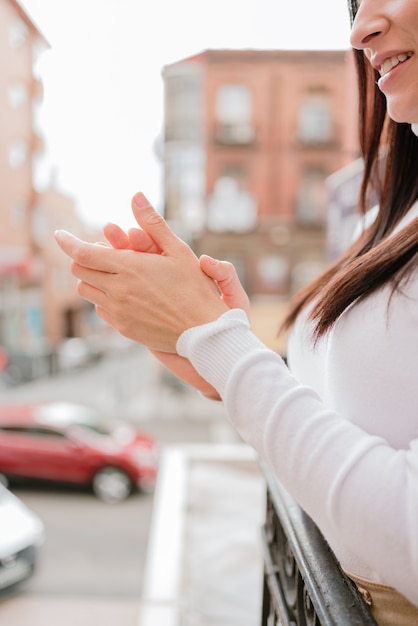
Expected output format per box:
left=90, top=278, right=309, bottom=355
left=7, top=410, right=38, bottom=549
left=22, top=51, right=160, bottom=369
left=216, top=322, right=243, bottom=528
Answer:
left=97, top=196, right=250, bottom=399
left=101, top=201, right=219, bottom=398
left=55, top=193, right=230, bottom=353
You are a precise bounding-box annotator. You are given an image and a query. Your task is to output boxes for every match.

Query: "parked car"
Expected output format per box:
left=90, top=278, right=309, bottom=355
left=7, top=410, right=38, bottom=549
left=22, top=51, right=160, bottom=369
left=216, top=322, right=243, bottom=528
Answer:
left=0, top=402, right=159, bottom=503
left=0, top=484, right=45, bottom=594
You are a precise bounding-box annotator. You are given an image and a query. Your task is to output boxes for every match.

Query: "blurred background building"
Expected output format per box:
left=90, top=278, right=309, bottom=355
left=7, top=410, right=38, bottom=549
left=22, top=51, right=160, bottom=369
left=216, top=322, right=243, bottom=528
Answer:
left=1, top=0, right=365, bottom=376
left=162, top=49, right=361, bottom=299
left=0, top=0, right=102, bottom=381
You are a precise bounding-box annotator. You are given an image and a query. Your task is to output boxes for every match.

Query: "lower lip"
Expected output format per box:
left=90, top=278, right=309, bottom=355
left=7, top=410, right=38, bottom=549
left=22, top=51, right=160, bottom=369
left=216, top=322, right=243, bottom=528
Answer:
left=377, top=57, right=412, bottom=92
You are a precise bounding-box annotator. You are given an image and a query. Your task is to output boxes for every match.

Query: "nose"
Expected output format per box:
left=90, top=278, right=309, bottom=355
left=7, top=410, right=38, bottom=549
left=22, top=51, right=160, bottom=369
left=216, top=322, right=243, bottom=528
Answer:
left=350, top=2, right=389, bottom=50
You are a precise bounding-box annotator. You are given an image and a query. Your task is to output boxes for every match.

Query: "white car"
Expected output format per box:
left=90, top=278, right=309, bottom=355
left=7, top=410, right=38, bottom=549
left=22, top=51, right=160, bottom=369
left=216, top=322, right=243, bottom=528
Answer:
left=0, top=485, right=45, bottom=593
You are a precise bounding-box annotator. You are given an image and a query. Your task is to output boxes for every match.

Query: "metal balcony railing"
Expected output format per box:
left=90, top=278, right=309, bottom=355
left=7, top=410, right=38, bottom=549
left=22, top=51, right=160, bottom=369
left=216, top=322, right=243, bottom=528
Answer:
left=260, top=461, right=378, bottom=626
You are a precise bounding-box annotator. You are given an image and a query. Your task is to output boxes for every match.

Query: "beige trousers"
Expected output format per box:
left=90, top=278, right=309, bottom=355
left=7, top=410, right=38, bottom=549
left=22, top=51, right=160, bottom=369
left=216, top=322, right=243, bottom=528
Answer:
left=348, top=572, right=418, bottom=626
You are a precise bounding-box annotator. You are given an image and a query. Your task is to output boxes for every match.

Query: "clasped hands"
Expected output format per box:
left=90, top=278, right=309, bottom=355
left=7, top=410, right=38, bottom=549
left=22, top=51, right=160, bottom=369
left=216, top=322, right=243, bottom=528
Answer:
left=55, top=192, right=250, bottom=398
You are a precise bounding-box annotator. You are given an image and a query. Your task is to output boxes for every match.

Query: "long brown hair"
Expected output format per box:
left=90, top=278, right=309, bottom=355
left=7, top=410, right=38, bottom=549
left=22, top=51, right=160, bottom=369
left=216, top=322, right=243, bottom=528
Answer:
left=281, top=0, right=418, bottom=342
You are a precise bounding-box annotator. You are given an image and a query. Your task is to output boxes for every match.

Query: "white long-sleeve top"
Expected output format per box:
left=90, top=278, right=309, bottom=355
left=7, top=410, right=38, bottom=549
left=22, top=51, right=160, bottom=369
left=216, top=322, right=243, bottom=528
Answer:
left=177, top=202, right=418, bottom=607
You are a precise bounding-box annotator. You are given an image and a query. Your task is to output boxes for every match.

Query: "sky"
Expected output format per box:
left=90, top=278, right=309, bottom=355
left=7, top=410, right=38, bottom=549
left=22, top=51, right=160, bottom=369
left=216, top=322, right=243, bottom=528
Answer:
left=19, top=0, right=352, bottom=231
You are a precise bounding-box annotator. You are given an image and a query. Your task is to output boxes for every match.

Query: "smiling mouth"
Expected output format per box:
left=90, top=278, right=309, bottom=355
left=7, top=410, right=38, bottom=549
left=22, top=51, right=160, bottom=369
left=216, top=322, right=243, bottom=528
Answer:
left=379, top=52, right=413, bottom=77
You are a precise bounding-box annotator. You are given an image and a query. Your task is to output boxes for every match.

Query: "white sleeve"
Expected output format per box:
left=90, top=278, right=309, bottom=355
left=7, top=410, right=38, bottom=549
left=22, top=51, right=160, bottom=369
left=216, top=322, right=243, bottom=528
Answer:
left=176, top=309, right=418, bottom=606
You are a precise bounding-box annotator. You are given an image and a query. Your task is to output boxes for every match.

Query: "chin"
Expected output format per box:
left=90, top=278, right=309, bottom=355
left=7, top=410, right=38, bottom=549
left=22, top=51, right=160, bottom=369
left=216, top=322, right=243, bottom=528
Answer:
left=387, top=111, right=413, bottom=125
left=385, top=96, right=418, bottom=125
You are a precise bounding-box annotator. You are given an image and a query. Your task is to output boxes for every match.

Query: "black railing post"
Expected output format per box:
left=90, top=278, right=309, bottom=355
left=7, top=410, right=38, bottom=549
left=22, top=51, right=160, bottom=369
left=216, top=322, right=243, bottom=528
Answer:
left=260, top=461, right=378, bottom=626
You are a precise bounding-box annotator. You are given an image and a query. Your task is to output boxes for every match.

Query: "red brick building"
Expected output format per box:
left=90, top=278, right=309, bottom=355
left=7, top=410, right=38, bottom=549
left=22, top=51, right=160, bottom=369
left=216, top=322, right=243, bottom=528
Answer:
left=162, top=49, right=360, bottom=299
left=0, top=0, right=101, bottom=377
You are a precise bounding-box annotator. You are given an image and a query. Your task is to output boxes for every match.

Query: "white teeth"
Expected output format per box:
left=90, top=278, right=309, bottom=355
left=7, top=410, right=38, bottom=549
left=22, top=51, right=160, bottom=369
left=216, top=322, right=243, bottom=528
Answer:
left=379, top=52, right=413, bottom=76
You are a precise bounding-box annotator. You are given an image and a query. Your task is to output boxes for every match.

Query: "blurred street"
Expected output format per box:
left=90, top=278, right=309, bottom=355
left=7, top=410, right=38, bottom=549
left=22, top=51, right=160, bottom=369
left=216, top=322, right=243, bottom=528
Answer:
left=0, top=339, right=255, bottom=626
left=0, top=339, right=235, bottom=444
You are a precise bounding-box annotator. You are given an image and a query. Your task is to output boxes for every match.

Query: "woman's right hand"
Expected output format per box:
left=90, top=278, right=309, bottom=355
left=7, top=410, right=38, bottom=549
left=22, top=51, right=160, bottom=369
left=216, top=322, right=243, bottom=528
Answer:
left=103, top=203, right=250, bottom=399
left=199, top=255, right=250, bottom=317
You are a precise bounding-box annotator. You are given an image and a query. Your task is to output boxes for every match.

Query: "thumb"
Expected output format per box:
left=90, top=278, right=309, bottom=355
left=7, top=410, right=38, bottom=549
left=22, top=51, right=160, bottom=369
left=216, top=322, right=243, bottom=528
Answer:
left=131, top=192, right=189, bottom=256
left=199, top=255, right=250, bottom=317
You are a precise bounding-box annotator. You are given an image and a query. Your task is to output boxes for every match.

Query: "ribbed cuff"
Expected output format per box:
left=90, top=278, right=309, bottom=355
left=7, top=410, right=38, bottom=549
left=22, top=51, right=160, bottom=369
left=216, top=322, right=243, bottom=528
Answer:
left=176, top=309, right=267, bottom=397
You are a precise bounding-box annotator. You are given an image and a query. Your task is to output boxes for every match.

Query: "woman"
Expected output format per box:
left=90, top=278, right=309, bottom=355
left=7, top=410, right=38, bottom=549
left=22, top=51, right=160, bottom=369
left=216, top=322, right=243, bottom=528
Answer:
left=55, top=0, right=418, bottom=622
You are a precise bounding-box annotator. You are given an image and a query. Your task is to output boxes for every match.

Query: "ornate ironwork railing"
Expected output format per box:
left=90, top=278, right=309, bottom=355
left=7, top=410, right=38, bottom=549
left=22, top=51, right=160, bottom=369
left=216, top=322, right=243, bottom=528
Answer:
left=260, top=462, right=378, bottom=625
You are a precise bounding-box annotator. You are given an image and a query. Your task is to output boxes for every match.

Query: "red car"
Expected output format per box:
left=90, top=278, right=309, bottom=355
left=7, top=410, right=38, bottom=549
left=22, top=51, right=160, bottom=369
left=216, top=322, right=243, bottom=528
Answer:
left=0, top=402, right=159, bottom=503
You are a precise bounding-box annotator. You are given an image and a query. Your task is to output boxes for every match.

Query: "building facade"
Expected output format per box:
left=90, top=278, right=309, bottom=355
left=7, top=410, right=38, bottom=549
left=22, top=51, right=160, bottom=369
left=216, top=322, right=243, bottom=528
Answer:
left=162, top=49, right=360, bottom=300
left=0, top=0, right=100, bottom=380
left=0, top=0, right=47, bottom=356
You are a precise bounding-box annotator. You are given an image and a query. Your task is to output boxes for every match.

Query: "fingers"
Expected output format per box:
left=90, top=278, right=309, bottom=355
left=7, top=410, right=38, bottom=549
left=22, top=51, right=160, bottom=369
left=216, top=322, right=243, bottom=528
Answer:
left=104, top=223, right=160, bottom=253
left=103, top=223, right=131, bottom=249
left=199, top=255, right=251, bottom=316
left=76, top=278, right=108, bottom=306
left=127, top=227, right=160, bottom=253
left=131, top=192, right=192, bottom=257
left=55, top=230, right=121, bottom=273
left=74, top=191, right=188, bottom=260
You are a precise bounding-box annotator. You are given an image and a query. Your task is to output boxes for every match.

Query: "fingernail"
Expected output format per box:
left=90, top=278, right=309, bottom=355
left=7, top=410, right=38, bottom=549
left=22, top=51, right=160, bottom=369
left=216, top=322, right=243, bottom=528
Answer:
left=54, top=229, right=75, bottom=243
left=202, top=254, right=218, bottom=265
left=134, top=192, right=151, bottom=208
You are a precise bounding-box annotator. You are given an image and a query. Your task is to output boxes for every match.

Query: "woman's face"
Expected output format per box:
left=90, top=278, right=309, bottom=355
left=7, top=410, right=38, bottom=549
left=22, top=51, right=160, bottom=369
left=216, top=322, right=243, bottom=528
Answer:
left=350, top=0, right=418, bottom=124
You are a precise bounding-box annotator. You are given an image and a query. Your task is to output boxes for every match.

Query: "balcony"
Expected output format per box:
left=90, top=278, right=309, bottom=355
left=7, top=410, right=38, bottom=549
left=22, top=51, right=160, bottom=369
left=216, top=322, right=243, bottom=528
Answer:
left=138, top=444, right=265, bottom=625
left=215, top=123, right=256, bottom=146
left=294, top=131, right=339, bottom=151
left=139, top=444, right=377, bottom=626
left=261, top=461, right=377, bottom=625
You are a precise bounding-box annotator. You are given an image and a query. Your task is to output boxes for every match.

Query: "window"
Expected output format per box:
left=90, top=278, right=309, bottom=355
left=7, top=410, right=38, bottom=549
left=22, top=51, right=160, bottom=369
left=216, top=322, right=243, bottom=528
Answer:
left=8, top=82, right=28, bottom=109
left=32, top=205, right=49, bottom=245
left=8, top=141, right=27, bottom=169
left=216, top=84, right=251, bottom=124
left=32, top=97, right=44, bottom=136
left=165, top=74, right=202, bottom=141
left=0, top=426, right=24, bottom=434
left=207, top=167, right=257, bottom=233
left=28, top=428, right=66, bottom=439
left=33, top=40, right=48, bottom=77
left=298, top=88, right=332, bottom=144
left=292, top=260, right=325, bottom=292
left=257, top=255, right=289, bottom=290
left=296, top=167, right=327, bottom=226
left=165, top=147, right=205, bottom=234
left=0, top=425, right=65, bottom=439
left=9, top=20, right=28, bottom=48
left=215, top=84, right=254, bottom=144
left=10, top=199, right=26, bottom=229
